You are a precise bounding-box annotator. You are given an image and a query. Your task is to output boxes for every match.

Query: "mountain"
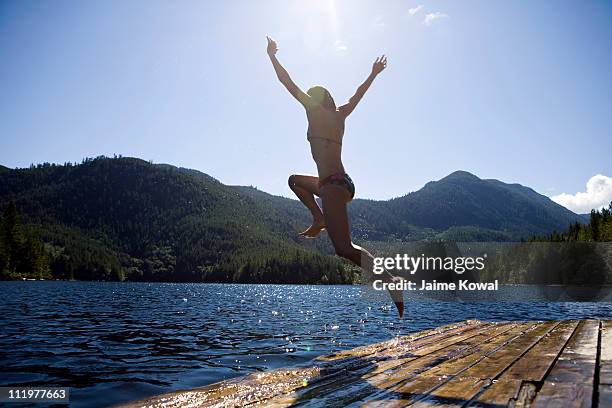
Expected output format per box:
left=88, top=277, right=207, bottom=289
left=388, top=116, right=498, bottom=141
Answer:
left=374, top=171, right=584, bottom=240
left=0, top=157, right=584, bottom=282
left=0, top=157, right=349, bottom=283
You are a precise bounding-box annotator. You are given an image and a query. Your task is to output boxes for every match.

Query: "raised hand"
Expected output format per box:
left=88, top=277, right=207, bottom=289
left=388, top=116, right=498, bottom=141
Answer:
left=371, top=55, right=387, bottom=75
left=266, top=36, right=278, bottom=56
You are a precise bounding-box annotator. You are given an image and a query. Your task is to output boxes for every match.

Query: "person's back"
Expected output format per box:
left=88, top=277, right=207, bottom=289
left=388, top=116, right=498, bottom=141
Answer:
left=306, top=104, right=345, bottom=179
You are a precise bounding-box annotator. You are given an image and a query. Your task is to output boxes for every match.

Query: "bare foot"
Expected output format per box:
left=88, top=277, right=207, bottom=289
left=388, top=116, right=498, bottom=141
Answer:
left=387, top=275, right=405, bottom=319
left=299, top=219, right=326, bottom=238
left=394, top=301, right=404, bottom=319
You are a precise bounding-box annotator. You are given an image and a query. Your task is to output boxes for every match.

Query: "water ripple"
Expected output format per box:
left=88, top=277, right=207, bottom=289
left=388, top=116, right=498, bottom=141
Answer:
left=0, top=281, right=610, bottom=407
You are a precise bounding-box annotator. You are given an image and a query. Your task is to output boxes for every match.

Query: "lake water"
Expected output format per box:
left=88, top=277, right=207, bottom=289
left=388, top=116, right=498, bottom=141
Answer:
left=1, top=281, right=610, bottom=407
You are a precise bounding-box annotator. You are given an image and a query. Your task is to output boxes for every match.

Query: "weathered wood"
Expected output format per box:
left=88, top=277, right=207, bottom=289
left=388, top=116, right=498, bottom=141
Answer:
left=317, top=319, right=485, bottom=362
left=267, top=322, right=517, bottom=407
left=501, top=320, right=579, bottom=382
left=314, top=323, right=524, bottom=406
left=458, top=321, right=558, bottom=379
left=357, top=375, right=444, bottom=408
left=533, top=320, right=600, bottom=408
left=410, top=376, right=489, bottom=407
left=358, top=323, right=538, bottom=407
left=600, top=320, right=612, bottom=385
left=540, top=320, right=599, bottom=385
left=118, top=319, right=608, bottom=408
left=422, top=322, right=546, bottom=377
left=405, top=321, right=557, bottom=406
left=599, top=383, right=612, bottom=407
left=123, top=366, right=320, bottom=408
left=532, top=383, right=593, bottom=408
left=470, top=379, right=523, bottom=406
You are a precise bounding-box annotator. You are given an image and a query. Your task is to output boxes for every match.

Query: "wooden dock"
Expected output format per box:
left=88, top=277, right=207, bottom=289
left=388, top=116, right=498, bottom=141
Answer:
left=120, top=319, right=611, bottom=407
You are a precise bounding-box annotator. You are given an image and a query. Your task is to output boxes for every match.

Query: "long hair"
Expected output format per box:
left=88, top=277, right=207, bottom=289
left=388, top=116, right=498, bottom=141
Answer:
left=307, top=86, right=336, bottom=110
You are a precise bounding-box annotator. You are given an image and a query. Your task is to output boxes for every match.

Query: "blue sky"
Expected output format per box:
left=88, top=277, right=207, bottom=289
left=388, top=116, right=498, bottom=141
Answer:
left=1, top=0, right=611, bottom=210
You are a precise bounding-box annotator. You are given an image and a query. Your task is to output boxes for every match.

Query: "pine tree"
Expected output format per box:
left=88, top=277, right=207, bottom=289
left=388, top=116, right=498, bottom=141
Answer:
left=20, top=236, right=50, bottom=279
left=2, top=202, right=24, bottom=274
left=590, top=209, right=601, bottom=241
left=0, top=219, right=7, bottom=276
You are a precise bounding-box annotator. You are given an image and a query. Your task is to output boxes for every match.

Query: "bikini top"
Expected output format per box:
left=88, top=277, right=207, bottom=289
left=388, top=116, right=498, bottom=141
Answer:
left=307, top=134, right=342, bottom=145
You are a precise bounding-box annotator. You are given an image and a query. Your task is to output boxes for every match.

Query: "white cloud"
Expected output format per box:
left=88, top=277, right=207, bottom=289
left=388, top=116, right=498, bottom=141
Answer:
left=409, top=5, right=424, bottom=16
left=551, top=174, right=612, bottom=214
left=423, top=12, right=449, bottom=26
left=334, top=40, right=348, bottom=51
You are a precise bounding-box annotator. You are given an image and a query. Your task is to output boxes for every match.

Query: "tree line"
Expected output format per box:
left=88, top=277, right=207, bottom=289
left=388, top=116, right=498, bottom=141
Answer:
left=0, top=199, right=355, bottom=284
left=478, top=202, right=612, bottom=285
left=0, top=202, right=50, bottom=280
left=530, top=203, right=612, bottom=243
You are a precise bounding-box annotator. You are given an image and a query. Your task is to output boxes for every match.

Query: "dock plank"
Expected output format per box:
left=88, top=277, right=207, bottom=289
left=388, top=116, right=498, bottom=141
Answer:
left=422, top=321, right=544, bottom=377
left=317, top=320, right=486, bottom=362
left=357, top=376, right=445, bottom=408
left=540, top=320, right=599, bottom=385
left=404, top=321, right=557, bottom=406
left=267, top=323, right=517, bottom=407
left=118, top=319, right=609, bottom=408
left=600, top=383, right=612, bottom=407
left=600, top=320, right=612, bottom=385
left=501, top=320, right=579, bottom=382
left=532, top=383, right=593, bottom=408
left=457, top=320, right=558, bottom=380
left=313, top=323, right=526, bottom=408
left=410, top=376, right=489, bottom=407
left=533, top=320, right=600, bottom=407
left=470, top=379, right=523, bottom=406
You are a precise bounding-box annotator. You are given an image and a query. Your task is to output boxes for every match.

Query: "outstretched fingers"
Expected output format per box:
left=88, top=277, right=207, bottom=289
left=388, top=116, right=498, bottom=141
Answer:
left=372, top=55, right=387, bottom=74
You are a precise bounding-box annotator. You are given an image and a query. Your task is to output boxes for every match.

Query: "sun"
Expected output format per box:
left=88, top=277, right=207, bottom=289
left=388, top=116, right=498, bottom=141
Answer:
left=293, top=0, right=342, bottom=51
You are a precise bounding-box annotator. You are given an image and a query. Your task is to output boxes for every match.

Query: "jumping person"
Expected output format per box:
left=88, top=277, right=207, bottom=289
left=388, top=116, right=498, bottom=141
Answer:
left=266, top=36, right=404, bottom=318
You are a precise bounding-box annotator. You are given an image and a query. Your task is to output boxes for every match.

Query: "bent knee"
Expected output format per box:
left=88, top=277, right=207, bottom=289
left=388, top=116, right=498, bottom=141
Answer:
left=288, top=174, right=297, bottom=189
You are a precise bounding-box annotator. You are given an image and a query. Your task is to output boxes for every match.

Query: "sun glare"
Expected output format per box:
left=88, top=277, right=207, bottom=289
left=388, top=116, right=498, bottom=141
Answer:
left=292, top=0, right=343, bottom=52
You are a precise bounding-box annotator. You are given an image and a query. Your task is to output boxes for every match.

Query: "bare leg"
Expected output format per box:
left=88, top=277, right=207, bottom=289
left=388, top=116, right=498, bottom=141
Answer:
left=288, top=174, right=326, bottom=238
left=320, top=184, right=404, bottom=318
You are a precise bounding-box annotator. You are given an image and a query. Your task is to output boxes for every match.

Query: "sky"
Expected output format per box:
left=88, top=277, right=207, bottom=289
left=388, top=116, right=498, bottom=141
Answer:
left=1, top=0, right=611, bottom=212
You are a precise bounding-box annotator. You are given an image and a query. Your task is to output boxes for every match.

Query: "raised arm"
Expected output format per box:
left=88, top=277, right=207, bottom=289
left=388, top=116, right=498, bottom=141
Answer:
left=266, top=36, right=312, bottom=109
left=339, top=55, right=387, bottom=118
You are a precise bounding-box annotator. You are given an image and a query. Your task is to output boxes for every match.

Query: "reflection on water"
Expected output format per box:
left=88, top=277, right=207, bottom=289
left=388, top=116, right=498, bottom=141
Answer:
left=0, top=281, right=610, bottom=407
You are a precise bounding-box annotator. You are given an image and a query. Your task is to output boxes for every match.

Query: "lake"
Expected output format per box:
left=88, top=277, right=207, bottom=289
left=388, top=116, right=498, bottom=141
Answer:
left=1, top=281, right=610, bottom=407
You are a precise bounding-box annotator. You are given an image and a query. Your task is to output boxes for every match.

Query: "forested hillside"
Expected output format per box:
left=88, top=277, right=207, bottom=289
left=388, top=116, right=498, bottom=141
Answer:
left=0, top=157, right=353, bottom=283
left=0, top=157, right=586, bottom=282
left=478, top=204, right=612, bottom=285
